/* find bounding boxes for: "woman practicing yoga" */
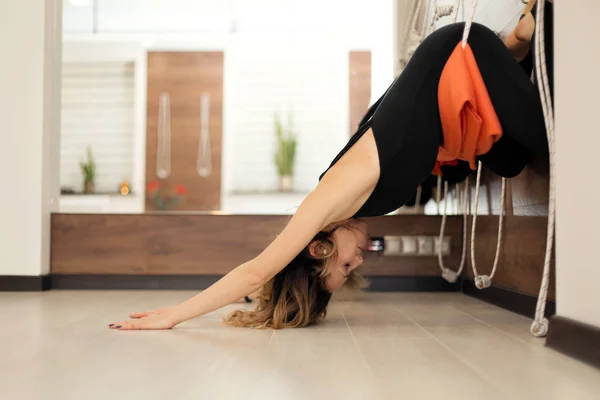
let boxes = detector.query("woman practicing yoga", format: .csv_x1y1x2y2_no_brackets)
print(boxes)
109,20,548,331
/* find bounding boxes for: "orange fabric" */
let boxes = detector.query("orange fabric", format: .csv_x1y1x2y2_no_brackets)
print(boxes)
433,42,503,176
431,159,457,176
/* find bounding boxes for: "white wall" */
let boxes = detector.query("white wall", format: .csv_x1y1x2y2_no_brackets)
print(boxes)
62,0,232,34
62,0,395,100
227,35,348,193
555,0,600,328
0,0,61,276
61,0,396,197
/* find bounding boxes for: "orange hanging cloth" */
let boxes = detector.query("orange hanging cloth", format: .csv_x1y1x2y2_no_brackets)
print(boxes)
433,42,503,176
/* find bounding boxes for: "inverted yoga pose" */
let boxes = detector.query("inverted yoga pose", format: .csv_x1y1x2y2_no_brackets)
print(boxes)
109,21,548,331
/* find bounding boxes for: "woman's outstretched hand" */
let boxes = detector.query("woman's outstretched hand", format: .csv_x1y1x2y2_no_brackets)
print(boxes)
108,307,180,331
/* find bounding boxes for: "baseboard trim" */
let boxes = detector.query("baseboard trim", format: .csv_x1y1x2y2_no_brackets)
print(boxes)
1,274,462,292
50,275,224,290
546,316,600,369
0,275,51,291
461,279,556,319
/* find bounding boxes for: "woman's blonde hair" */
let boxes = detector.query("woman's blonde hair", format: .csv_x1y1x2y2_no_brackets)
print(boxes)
224,230,359,329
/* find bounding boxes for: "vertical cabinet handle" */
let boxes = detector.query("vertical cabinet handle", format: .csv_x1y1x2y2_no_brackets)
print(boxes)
197,92,212,178
156,92,171,179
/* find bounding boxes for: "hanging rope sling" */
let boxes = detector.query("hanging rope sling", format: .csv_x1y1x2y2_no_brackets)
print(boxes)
530,0,555,338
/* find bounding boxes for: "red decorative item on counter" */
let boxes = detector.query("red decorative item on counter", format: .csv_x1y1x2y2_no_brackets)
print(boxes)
175,185,187,196
147,180,161,193
146,180,187,210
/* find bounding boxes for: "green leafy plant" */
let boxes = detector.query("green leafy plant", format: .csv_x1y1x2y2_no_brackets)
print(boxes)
273,112,297,177
147,180,187,210
79,146,96,193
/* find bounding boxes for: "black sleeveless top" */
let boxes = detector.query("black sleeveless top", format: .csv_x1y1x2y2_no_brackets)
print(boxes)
319,23,547,218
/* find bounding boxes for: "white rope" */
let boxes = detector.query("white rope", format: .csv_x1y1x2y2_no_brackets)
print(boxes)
437,0,461,22
459,0,507,291
414,185,423,214
438,178,470,283
450,0,462,23
530,0,555,338
429,0,462,33
436,175,442,214
470,162,506,289
435,4,455,20
430,0,553,339
400,0,429,70
461,0,478,48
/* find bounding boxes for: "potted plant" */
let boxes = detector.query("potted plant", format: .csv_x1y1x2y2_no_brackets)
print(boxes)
273,112,297,192
147,180,187,210
79,146,96,194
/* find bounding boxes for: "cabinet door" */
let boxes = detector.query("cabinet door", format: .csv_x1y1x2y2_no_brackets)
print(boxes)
146,51,224,211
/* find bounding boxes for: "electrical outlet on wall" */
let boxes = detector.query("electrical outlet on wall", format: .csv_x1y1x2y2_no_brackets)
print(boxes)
401,236,417,254
383,235,452,257
417,236,434,255
434,236,452,256
383,236,402,255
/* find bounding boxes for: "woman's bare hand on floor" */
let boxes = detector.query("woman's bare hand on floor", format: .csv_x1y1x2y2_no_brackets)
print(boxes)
108,308,179,330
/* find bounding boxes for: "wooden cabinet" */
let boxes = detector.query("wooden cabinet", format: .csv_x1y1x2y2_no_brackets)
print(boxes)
146,51,224,211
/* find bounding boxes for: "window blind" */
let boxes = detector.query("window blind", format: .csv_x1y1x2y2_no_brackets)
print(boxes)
60,61,135,193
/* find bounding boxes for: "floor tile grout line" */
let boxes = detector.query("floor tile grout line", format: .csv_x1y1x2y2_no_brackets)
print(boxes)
265,330,275,354
341,311,367,362
397,307,511,397
341,309,381,384
448,305,541,346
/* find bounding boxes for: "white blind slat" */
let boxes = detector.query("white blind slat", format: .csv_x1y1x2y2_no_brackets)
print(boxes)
60,61,135,193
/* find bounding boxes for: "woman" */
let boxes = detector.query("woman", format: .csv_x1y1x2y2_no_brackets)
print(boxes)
109,21,547,331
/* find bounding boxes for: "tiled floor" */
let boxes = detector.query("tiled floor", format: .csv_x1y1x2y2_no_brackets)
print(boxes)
1,291,598,400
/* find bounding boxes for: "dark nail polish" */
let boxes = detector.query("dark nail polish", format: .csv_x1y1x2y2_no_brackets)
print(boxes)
109,324,114,327
116,325,122,329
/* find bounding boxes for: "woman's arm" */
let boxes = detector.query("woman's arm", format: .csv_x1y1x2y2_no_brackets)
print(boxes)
504,0,554,62
170,161,377,324
109,129,380,330
505,4,536,61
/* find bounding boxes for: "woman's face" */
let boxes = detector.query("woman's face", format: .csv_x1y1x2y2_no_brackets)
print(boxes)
323,220,369,292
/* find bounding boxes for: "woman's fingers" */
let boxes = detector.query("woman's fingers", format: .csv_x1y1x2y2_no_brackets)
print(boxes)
109,314,175,330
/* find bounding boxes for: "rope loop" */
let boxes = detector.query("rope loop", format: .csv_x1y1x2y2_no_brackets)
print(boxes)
470,162,505,289
434,4,454,20
474,275,492,289
442,268,459,283
530,319,549,337
438,178,470,283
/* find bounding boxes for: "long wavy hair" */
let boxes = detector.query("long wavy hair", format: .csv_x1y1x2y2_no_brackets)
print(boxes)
223,228,365,329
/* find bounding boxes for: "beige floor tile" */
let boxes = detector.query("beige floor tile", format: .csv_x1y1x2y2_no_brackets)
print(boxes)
340,298,508,399
404,306,600,399
339,299,430,338
450,300,547,345
256,306,380,400
1,291,598,400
